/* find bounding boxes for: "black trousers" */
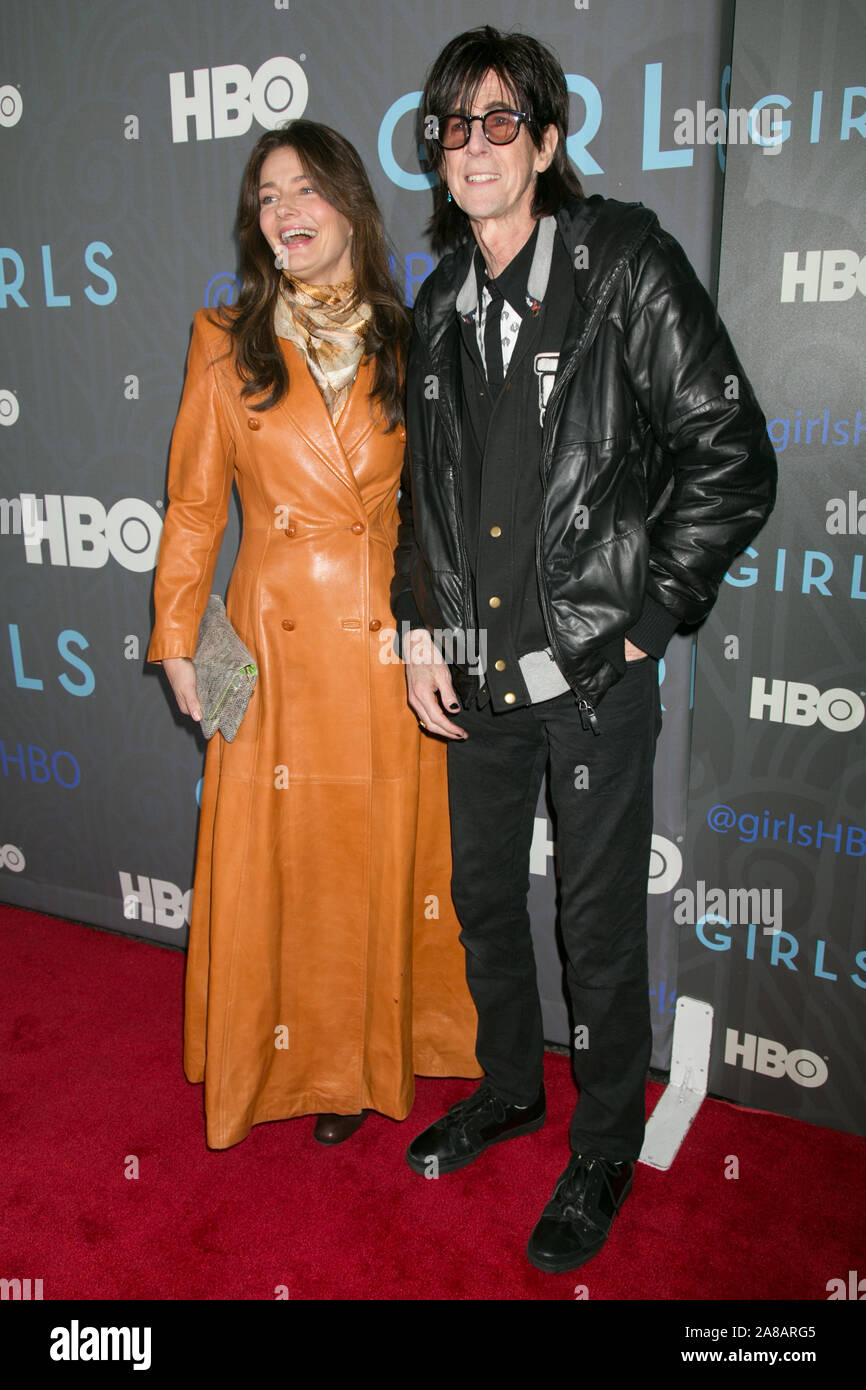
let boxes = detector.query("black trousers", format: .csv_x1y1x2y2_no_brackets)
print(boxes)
446,657,663,1163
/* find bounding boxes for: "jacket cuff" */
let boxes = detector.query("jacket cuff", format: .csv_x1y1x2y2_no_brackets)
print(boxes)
392,590,426,633
626,594,681,659
146,637,195,664
390,592,428,660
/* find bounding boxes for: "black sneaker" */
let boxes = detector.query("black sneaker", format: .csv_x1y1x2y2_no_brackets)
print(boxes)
526,1153,635,1272
406,1082,546,1176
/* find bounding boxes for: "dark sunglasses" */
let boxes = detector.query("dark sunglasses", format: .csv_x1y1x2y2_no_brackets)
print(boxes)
424,109,528,149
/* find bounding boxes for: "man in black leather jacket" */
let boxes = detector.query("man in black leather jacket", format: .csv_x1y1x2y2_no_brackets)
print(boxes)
391,25,776,1273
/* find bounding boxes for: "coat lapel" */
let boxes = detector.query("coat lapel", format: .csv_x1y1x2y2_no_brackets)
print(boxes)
276,339,367,503
335,357,378,461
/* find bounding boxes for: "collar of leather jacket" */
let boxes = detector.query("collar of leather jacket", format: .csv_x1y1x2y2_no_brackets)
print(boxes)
413,195,659,359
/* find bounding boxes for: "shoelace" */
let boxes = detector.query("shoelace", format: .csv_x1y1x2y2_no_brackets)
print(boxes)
447,1088,507,1135
554,1156,610,1233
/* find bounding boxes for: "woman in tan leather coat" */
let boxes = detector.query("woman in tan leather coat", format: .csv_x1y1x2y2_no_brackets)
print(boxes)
147,121,479,1151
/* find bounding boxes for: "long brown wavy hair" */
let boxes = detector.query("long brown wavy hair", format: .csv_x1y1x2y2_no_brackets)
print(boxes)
217,121,410,429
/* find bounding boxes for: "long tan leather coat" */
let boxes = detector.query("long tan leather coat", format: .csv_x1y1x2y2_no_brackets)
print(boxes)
147,309,480,1149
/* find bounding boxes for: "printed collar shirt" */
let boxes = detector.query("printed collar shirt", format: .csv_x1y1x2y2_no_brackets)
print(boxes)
457,216,574,712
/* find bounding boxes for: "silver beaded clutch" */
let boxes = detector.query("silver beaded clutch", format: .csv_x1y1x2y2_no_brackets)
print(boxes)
193,595,257,741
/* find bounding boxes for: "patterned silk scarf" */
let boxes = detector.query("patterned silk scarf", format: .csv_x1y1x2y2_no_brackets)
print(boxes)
274,273,371,422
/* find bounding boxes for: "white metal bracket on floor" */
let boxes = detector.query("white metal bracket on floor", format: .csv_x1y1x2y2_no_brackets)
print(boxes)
639,995,713,1170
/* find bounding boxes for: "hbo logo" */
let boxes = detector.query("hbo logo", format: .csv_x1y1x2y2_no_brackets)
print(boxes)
119,872,191,930
725,1029,827,1088
781,249,866,302
22,494,162,572
170,57,308,142
750,676,864,733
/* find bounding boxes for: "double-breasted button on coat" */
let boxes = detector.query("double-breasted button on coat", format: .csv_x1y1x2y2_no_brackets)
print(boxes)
148,309,480,1149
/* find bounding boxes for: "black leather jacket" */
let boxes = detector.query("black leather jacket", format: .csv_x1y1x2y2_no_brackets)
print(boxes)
391,195,777,719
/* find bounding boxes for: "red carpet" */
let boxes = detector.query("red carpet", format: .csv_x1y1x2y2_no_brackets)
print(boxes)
1,903,863,1301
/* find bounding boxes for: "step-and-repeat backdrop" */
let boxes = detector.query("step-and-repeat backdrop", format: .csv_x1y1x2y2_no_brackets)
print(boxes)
1,0,862,1133
681,0,866,1136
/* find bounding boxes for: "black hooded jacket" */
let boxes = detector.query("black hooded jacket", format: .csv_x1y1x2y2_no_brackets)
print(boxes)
391,195,777,721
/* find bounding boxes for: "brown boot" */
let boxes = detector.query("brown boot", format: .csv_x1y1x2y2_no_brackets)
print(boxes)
313,1111,369,1145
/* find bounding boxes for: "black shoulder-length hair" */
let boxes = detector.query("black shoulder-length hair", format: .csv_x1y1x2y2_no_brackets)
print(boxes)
419,25,584,253
216,120,410,428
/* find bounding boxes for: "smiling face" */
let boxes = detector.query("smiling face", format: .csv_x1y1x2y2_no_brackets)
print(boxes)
258,145,354,285
442,70,558,247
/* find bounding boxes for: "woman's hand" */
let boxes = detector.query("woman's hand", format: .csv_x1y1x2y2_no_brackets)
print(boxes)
162,657,202,722
624,639,648,662
403,629,467,740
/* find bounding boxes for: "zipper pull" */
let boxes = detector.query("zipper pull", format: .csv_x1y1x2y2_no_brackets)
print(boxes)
577,699,599,735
